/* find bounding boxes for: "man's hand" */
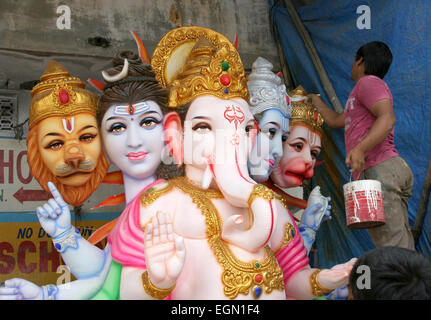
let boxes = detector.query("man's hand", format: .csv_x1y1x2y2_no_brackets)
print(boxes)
345,145,365,173
307,94,325,111
306,94,345,128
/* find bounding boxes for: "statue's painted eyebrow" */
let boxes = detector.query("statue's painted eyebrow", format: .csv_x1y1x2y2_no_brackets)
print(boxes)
138,111,162,118
106,116,125,121
44,132,63,137
78,125,97,133
192,116,211,120
267,121,280,128
289,137,307,143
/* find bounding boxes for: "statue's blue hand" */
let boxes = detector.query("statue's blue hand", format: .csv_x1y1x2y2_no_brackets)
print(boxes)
0,278,43,300
36,181,71,238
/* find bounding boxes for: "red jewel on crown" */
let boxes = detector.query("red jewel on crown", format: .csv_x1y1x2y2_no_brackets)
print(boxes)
220,74,231,86
59,89,70,105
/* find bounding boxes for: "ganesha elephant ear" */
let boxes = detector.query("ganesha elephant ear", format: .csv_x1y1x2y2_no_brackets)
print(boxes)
164,112,183,167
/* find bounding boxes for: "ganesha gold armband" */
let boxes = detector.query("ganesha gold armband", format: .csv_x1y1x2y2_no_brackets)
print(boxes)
309,269,333,297
141,271,175,300
247,184,275,207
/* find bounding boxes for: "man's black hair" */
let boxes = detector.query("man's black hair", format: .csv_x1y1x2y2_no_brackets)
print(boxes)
355,41,393,79
349,246,431,300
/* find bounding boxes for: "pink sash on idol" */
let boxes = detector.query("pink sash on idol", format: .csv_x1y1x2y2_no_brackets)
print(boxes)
107,179,173,300
108,179,164,268
275,210,310,286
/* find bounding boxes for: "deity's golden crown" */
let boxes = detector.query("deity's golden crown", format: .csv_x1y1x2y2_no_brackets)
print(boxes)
289,86,324,135
29,61,98,129
151,26,249,108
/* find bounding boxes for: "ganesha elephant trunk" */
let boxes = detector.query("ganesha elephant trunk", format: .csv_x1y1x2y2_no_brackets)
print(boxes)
208,124,256,207
221,190,277,252
211,134,277,252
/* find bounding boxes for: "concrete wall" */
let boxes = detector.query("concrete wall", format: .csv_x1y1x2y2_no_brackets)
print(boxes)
0,0,280,77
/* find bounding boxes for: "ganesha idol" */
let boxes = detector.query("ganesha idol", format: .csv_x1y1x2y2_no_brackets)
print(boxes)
112,26,353,300
26,61,110,207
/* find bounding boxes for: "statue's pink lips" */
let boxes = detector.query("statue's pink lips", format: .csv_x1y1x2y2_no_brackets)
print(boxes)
266,159,275,168
127,152,147,161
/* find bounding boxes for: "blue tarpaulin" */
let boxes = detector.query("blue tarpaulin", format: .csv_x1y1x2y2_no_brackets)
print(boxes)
269,0,431,267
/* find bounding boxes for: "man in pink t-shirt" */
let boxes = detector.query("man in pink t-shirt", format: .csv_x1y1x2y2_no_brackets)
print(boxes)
308,41,415,250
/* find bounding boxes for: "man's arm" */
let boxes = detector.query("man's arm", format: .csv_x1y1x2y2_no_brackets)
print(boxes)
345,98,395,172
307,94,345,128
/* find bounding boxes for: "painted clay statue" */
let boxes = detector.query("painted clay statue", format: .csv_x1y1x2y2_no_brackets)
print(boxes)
0,48,175,300
0,28,355,300
26,61,110,207
270,86,324,189
137,26,353,299
247,57,291,183
268,86,332,252
246,58,330,254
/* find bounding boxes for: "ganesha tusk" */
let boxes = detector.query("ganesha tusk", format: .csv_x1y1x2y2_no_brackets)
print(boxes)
201,164,213,190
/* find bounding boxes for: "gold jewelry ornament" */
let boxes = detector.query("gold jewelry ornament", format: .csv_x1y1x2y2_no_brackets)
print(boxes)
309,269,333,297
151,26,249,108
140,181,174,207
274,223,296,254
141,271,175,300
170,177,284,300
247,184,275,207
29,61,98,129
289,85,324,136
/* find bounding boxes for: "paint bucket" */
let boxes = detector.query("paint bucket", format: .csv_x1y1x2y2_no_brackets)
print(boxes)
343,179,385,229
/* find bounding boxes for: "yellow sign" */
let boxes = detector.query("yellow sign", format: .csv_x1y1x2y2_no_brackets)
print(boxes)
0,221,110,286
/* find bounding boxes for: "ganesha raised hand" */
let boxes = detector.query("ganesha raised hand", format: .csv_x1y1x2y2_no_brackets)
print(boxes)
143,211,186,296
312,258,358,295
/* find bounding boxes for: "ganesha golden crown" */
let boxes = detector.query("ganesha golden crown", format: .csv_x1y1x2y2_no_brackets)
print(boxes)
151,26,249,108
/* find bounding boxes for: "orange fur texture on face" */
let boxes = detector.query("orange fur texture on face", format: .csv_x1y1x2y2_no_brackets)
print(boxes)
26,125,110,207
